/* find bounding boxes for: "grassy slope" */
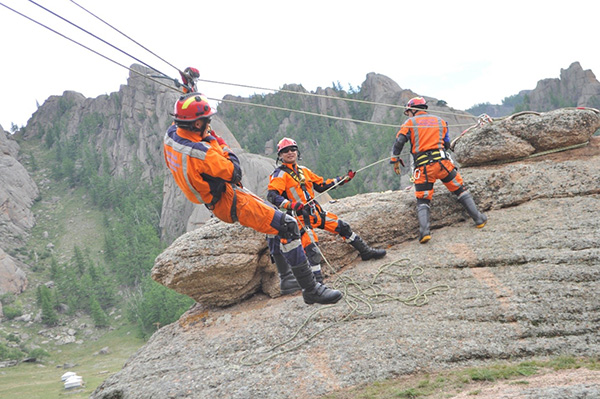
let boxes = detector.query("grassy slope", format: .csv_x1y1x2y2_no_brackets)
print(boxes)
0,138,147,398
0,324,144,399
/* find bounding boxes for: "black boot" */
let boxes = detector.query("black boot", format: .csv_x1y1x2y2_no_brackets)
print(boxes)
291,260,342,305
417,203,431,244
349,235,386,260
273,253,301,295
458,192,487,228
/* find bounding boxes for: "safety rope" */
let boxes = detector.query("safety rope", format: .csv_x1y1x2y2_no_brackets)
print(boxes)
305,156,395,206
2,1,481,130
461,141,591,168
240,259,450,366
67,0,182,74
27,0,172,80
0,2,180,96
197,77,479,120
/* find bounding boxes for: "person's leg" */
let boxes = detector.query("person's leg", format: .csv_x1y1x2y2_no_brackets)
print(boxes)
268,236,300,295
217,187,342,305
413,166,435,243
438,161,487,228
324,216,386,260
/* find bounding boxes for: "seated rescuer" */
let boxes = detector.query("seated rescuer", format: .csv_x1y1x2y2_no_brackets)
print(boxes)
267,137,387,293
390,97,487,244
163,93,342,305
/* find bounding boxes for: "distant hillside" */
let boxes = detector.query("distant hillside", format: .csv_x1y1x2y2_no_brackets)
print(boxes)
467,62,600,117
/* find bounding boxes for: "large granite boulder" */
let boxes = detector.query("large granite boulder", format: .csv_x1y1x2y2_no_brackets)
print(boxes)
0,248,27,295
153,136,600,307
453,108,600,166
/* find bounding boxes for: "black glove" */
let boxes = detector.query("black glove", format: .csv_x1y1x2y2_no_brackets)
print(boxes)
231,164,242,185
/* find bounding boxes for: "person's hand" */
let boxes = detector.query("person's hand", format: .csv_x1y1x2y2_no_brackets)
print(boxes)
390,157,405,175
181,67,200,85
346,169,355,181
210,130,226,146
290,202,304,213
338,170,356,186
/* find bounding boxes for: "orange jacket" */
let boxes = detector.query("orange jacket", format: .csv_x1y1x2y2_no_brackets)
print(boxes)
163,124,241,205
393,111,450,157
267,162,341,209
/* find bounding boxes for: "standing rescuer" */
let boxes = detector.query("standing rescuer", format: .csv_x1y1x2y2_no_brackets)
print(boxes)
163,92,342,305
267,137,386,290
391,97,487,243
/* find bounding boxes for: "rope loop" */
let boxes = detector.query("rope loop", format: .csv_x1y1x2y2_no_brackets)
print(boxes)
239,258,450,366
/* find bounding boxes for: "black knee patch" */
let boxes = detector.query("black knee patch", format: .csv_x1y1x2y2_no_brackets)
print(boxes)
335,220,353,239
278,214,301,241
305,243,323,265
417,198,431,206
452,186,465,196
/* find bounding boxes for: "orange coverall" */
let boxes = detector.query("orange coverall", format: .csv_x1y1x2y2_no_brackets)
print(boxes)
164,125,304,264
393,110,465,199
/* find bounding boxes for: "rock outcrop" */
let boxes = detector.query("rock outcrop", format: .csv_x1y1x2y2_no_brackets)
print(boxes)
528,62,600,111
0,248,27,295
0,126,39,250
153,109,600,306
453,108,600,166
93,137,600,399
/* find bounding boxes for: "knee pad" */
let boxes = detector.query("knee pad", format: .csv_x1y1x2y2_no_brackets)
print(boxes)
335,220,353,239
452,186,465,196
278,214,301,241
416,198,431,206
305,242,323,265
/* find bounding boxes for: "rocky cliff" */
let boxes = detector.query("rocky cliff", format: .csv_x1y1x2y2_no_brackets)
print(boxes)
91,122,600,398
0,126,36,296
468,62,600,117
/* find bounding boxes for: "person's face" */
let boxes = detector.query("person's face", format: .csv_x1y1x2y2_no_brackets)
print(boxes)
194,118,210,138
279,146,298,163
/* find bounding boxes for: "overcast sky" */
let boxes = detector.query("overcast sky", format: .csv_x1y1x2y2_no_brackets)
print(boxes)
1,0,598,130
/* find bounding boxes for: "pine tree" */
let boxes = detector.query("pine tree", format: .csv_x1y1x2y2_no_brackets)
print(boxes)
39,285,59,326
90,297,109,328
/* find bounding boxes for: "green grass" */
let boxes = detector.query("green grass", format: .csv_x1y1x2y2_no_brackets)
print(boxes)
321,356,599,399
0,323,145,399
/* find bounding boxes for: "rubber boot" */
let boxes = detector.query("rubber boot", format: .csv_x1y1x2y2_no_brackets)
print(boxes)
417,203,431,244
291,260,343,305
458,192,487,228
349,235,387,260
273,253,301,295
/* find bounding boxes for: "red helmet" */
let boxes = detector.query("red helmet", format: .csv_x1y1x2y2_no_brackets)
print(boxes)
277,137,298,154
404,97,427,115
172,93,216,123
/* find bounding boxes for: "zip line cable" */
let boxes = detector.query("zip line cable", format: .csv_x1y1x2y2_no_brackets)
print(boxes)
4,1,480,129
27,0,172,79
56,1,480,124
67,0,183,75
0,2,178,94
198,77,479,120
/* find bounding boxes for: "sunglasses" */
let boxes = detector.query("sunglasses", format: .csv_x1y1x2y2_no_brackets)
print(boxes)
280,147,297,154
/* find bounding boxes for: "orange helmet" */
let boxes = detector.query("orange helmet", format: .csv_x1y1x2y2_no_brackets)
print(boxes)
277,137,298,154
172,93,216,123
404,96,427,115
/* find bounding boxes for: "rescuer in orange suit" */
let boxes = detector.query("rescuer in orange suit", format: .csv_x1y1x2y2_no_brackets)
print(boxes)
267,138,386,289
391,97,487,243
163,92,342,305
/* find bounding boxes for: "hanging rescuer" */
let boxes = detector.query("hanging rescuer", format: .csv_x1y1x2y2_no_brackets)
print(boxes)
390,97,487,243
163,92,342,305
